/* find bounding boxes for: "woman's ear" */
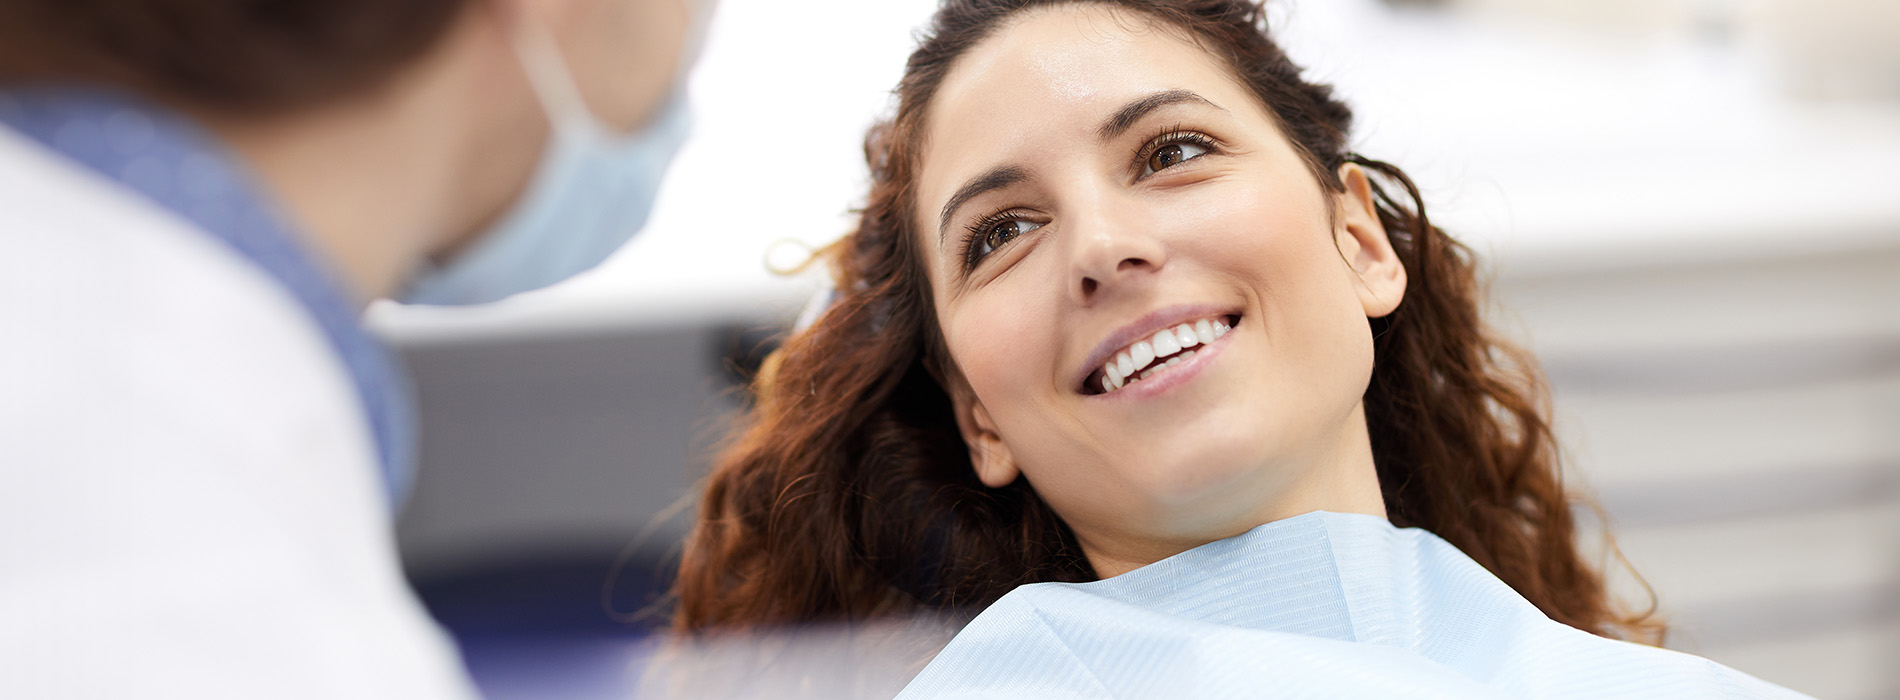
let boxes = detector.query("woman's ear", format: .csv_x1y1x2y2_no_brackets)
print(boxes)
945,371,1020,488
1334,163,1407,319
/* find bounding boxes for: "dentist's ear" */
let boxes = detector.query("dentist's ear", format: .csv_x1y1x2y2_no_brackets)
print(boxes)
945,371,1020,488
1334,162,1407,319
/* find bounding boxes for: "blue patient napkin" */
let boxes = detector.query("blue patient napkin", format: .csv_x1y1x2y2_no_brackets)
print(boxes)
899,511,1809,699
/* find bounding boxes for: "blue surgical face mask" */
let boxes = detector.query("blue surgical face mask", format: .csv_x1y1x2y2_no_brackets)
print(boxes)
399,11,700,306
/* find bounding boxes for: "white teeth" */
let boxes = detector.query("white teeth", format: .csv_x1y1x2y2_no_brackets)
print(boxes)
1130,341,1155,369
1175,324,1199,349
1151,329,1181,357
1093,317,1234,394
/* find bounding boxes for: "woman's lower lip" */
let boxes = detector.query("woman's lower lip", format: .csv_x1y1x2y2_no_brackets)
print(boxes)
1088,329,1231,401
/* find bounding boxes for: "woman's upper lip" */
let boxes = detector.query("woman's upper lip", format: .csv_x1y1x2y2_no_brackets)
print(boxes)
1076,303,1238,391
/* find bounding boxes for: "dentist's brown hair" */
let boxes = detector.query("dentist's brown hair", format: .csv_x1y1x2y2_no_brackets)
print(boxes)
675,0,1661,643
0,0,468,114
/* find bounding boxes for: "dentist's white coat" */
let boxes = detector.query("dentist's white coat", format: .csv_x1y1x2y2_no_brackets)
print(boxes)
0,127,475,698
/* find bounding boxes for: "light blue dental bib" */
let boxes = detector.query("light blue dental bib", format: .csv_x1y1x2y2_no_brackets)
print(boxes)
899,511,1807,699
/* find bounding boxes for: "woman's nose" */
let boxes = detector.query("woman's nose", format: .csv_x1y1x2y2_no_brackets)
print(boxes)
1067,201,1167,305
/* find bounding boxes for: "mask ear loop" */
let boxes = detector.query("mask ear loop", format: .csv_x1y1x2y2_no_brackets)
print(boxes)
508,2,711,138
504,10,596,131
677,0,718,74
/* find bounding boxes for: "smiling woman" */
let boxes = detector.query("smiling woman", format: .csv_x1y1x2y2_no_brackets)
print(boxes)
670,0,1807,696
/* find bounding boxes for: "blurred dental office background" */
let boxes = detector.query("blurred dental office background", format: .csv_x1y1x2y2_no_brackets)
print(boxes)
367,0,1900,697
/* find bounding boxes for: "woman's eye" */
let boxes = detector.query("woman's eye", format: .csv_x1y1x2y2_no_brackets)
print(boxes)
1143,141,1209,176
970,218,1042,262
984,219,1039,254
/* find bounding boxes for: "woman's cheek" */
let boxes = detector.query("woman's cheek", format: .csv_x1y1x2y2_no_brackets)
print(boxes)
1171,182,1284,259
948,291,1042,395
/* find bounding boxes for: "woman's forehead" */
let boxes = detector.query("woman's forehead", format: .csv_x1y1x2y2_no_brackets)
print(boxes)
915,6,1249,230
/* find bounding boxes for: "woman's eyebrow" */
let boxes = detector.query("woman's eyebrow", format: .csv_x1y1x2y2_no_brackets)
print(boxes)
938,165,1029,246
1097,89,1223,143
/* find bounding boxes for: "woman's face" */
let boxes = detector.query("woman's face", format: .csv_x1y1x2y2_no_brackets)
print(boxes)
914,4,1406,574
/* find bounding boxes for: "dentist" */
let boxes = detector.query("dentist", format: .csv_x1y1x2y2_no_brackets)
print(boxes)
0,0,707,697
